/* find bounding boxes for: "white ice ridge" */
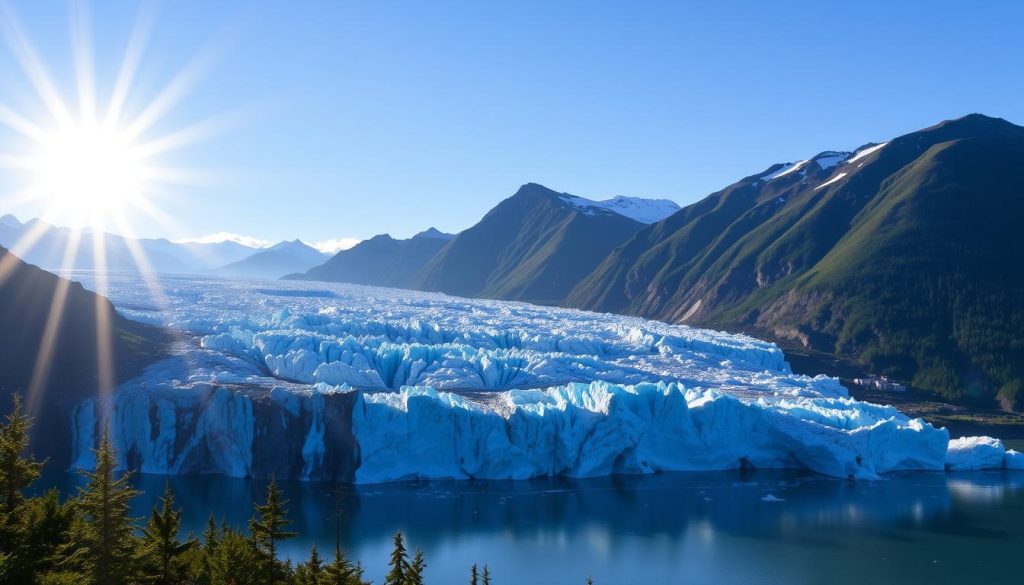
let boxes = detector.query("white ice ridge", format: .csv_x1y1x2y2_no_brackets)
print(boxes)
63,274,1024,482
353,381,950,482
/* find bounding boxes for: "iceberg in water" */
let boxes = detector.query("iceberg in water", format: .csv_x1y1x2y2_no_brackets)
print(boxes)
61,273,1024,483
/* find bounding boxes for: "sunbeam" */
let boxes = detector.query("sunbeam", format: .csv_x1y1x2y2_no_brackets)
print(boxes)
0,0,228,419
25,225,82,416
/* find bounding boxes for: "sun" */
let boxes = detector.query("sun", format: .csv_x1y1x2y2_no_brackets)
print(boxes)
30,121,145,224
0,0,231,236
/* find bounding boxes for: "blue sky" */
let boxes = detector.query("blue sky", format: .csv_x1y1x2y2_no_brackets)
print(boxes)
0,0,1022,247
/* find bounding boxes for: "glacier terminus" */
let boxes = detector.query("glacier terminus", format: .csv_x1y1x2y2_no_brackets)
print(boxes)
65,273,1024,483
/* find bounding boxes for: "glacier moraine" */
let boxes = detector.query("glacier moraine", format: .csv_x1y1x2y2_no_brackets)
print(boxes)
66,273,1023,483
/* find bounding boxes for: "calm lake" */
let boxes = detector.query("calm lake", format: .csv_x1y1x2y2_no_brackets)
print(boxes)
34,469,1024,584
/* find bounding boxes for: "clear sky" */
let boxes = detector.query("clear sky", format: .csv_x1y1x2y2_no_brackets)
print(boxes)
0,0,1021,248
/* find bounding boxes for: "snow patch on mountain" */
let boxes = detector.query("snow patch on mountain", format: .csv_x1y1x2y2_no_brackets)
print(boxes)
762,160,810,181
814,172,848,190
847,142,889,165
813,151,852,170
560,195,680,224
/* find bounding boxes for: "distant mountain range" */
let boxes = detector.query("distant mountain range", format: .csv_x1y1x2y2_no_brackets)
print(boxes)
0,215,335,279
0,215,258,273
215,239,328,280
291,114,1024,408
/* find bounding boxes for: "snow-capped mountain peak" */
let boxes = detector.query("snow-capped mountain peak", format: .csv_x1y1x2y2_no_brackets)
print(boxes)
560,194,680,224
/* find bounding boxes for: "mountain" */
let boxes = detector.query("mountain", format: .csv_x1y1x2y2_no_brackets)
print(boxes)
567,114,1024,408
412,227,455,240
0,245,167,463
414,183,647,304
0,215,260,274
285,230,451,287
215,239,328,280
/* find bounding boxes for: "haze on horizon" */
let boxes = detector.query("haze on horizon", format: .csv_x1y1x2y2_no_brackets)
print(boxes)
0,0,1021,247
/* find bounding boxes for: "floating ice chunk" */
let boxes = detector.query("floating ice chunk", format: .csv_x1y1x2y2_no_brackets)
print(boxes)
1005,449,1024,469
946,436,1006,470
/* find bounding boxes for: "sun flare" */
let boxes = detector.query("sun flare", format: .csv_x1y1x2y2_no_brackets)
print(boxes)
0,1,225,405
30,121,145,223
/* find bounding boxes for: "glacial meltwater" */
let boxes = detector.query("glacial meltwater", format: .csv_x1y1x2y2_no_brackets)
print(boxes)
34,469,1024,584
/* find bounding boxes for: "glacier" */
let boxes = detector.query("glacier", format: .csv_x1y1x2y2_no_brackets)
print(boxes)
62,272,1023,483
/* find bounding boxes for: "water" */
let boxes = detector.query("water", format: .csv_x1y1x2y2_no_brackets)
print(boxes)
34,469,1024,584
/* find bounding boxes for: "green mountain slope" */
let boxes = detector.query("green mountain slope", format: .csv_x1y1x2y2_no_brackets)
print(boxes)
415,183,645,304
567,114,1024,407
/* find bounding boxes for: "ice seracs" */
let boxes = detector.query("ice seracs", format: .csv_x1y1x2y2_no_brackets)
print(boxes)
63,273,1024,483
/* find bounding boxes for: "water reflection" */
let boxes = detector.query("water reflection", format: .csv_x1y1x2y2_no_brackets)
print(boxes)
35,469,1024,584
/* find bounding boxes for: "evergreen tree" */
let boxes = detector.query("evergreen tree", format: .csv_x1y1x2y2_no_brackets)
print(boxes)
408,549,425,585
63,423,139,585
295,544,325,585
248,477,297,583
186,515,220,585
0,395,43,515
8,489,74,579
351,561,369,585
384,532,410,585
470,563,478,585
209,527,260,585
324,540,361,585
138,483,197,584
482,564,491,585
0,397,55,582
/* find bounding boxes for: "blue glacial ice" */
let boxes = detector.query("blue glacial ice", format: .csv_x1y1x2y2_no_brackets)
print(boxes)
63,273,1021,482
